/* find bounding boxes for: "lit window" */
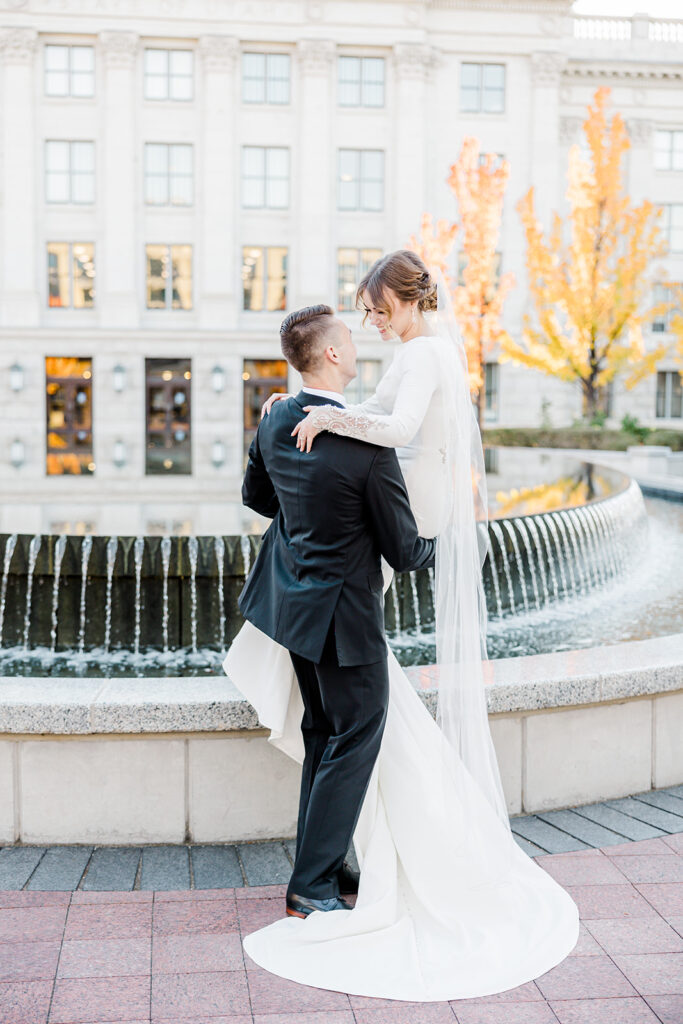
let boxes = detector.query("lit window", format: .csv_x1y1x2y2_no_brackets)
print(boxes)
144,143,193,205
242,53,290,104
145,358,192,475
144,48,193,101
460,63,505,113
45,356,94,476
338,56,384,107
47,243,95,308
145,244,193,310
242,247,288,311
243,359,289,464
242,147,289,209
45,141,95,204
338,149,384,211
337,248,382,310
45,45,94,98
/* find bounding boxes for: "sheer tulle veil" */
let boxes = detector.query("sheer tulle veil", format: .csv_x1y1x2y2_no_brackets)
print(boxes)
427,268,511,834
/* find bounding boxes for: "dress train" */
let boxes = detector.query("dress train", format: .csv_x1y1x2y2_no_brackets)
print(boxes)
223,621,579,1002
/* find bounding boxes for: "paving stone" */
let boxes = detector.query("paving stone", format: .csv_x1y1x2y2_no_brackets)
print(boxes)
26,846,92,891
0,847,45,890
191,846,244,890
283,839,297,864
631,791,683,818
548,996,661,1023
513,833,545,857
573,804,664,841
645,994,683,1024
662,784,683,800
536,809,632,848
510,816,591,854
605,798,683,834
140,846,190,891
237,842,292,886
81,847,141,891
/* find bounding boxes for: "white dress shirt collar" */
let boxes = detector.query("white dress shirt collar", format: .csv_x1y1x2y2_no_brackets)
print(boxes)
302,386,347,407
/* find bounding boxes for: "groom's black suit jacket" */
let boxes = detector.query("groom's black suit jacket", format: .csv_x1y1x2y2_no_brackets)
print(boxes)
239,390,436,666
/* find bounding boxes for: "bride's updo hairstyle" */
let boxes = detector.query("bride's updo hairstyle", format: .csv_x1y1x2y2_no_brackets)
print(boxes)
356,250,438,327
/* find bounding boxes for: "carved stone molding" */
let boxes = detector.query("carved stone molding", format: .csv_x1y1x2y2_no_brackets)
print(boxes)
306,1,325,21
559,116,583,144
564,62,682,85
538,13,566,36
0,26,38,65
199,34,239,73
531,51,566,86
627,118,654,146
99,31,139,70
296,39,335,76
393,43,438,81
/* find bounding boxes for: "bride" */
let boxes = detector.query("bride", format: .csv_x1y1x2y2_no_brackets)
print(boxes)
223,250,579,1002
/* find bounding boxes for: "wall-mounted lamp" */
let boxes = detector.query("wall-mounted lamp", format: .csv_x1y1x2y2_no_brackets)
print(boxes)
9,362,24,392
113,439,127,468
112,363,126,393
211,439,226,468
10,439,25,468
211,365,226,393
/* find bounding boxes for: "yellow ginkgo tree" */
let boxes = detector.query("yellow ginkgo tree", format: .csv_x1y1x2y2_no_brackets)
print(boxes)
501,87,670,420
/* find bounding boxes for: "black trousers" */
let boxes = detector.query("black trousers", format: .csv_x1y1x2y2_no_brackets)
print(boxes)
288,623,389,900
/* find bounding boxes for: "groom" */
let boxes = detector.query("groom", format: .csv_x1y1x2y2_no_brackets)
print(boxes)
239,304,436,918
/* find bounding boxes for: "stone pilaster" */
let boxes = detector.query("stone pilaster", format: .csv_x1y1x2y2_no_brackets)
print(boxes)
530,51,566,230
392,44,436,246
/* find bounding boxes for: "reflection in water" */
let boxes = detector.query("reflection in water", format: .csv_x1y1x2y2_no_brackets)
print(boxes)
493,465,610,518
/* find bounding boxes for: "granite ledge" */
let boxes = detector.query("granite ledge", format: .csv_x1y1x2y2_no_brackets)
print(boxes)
0,633,681,735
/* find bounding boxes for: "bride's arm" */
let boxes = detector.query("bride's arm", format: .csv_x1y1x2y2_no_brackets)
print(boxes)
294,346,437,452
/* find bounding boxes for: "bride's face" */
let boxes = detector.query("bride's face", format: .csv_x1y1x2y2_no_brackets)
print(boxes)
361,287,414,341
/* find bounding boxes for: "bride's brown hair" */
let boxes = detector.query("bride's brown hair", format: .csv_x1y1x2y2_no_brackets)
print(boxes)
355,250,438,327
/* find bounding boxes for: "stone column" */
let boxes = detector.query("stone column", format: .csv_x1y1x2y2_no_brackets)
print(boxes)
626,119,654,204
530,51,566,231
99,31,139,327
0,28,39,326
198,35,239,328
392,44,435,248
295,40,335,309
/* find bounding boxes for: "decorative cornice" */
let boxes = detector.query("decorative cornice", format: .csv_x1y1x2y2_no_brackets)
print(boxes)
563,62,683,84
393,43,438,81
559,115,583,144
0,26,37,64
627,118,654,146
99,31,138,69
198,34,239,72
531,50,566,86
296,39,335,75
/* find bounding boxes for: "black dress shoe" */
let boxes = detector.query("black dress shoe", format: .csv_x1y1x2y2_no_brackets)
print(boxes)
286,892,353,919
338,861,360,895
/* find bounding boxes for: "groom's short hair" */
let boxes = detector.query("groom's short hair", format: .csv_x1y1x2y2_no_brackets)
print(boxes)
280,304,336,373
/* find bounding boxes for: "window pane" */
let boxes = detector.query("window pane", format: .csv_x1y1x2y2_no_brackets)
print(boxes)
242,179,264,208
460,62,480,112
46,70,69,96
242,145,265,177
361,58,384,107
71,141,94,171
360,247,381,277
170,50,193,76
45,45,69,70
360,179,383,211
337,248,358,310
243,358,288,464
72,243,95,308
655,130,672,170
47,243,70,307
146,244,168,308
266,53,290,104
71,46,94,72
169,144,192,175
338,148,359,207
145,143,168,174
45,356,94,476
673,131,683,171
145,358,192,475
146,175,169,205
170,174,193,206
171,244,192,309
72,171,95,204
266,177,288,209
266,147,289,177
169,72,193,101
338,56,361,106
46,171,70,203
267,247,288,311
46,140,69,172
243,52,266,102
242,247,264,310
671,205,683,252
266,148,289,208
145,49,168,74
339,178,358,210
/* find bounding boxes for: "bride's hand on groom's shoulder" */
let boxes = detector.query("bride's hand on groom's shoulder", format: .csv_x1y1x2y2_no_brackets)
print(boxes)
292,407,323,453
260,392,293,419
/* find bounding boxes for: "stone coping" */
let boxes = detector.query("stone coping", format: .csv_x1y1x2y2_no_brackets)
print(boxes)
1,633,681,735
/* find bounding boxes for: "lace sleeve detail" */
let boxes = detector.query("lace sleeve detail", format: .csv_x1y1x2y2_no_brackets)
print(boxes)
307,405,391,439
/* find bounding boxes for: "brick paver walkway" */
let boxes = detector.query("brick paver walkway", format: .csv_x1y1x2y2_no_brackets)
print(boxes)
1,789,682,1022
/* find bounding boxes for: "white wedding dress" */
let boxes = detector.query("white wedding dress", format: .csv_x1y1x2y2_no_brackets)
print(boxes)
223,335,579,1001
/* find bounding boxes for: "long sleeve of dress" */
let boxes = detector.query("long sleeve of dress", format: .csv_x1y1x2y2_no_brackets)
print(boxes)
305,343,438,448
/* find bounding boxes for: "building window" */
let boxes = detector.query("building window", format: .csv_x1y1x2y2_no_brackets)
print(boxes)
242,52,290,104
478,151,505,169
241,147,289,209
655,130,683,171
45,356,94,476
47,243,95,308
145,358,192,474
145,245,193,310
656,371,682,419
45,141,95,204
338,149,384,211
652,283,679,332
243,359,289,463
338,56,384,107
144,144,193,205
242,247,288,311
662,205,683,253
460,62,505,114
337,248,382,310
484,362,499,421
44,45,94,98
144,48,193,101
345,359,383,405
